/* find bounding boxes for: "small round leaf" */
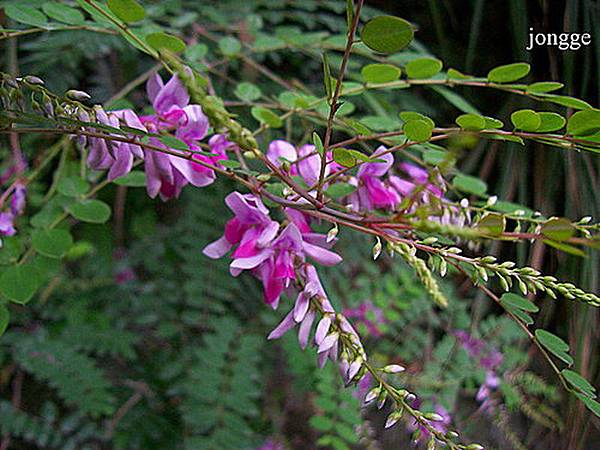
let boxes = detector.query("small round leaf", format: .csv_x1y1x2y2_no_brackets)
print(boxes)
511,109,541,131
32,229,73,259
456,113,486,131
406,58,443,79
403,119,433,142
361,64,401,84
541,217,575,241
0,264,41,304
58,176,90,197
5,5,48,27
361,16,414,54
234,82,262,102
487,62,530,83
536,112,566,133
107,0,145,23
146,32,186,53
67,199,112,224
42,2,85,25
452,174,487,196
567,109,600,136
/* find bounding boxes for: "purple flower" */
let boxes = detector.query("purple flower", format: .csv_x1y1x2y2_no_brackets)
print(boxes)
140,73,228,200
0,212,16,237
204,192,341,307
348,146,400,211
10,182,26,216
266,140,342,188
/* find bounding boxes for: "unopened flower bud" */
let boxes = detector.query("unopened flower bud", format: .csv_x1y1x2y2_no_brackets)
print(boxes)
486,195,498,207
66,89,91,102
243,151,255,159
256,174,271,182
384,409,403,428
326,224,338,243
425,412,444,422
382,364,405,374
372,237,382,260
24,75,44,86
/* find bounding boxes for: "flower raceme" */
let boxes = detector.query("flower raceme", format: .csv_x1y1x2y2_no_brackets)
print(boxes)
82,71,231,201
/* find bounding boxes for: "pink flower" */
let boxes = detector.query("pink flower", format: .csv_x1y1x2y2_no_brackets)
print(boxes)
10,182,26,216
0,212,16,237
140,72,228,200
348,146,399,211
266,140,342,188
204,192,342,308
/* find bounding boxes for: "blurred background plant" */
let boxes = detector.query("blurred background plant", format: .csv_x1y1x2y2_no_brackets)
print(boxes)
0,0,598,449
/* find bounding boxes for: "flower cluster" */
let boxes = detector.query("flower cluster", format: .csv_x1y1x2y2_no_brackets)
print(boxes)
82,71,232,201
203,191,368,383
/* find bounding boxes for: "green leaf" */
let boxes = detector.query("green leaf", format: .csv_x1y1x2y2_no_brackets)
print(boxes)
562,370,596,398
313,132,324,155
447,68,472,79
452,174,487,196
146,32,186,53
325,182,356,199
251,107,283,128
57,176,90,197
526,82,564,94
32,229,73,259
536,112,566,132
158,135,189,151
0,264,41,304
477,213,506,235
511,308,534,326
361,63,401,84
500,293,539,313
184,43,208,61
406,57,443,79
309,415,333,431
535,329,573,366
567,109,600,136
107,0,145,23
541,218,575,241
542,239,586,257
538,94,592,110
456,113,486,131
321,52,334,100
423,148,448,165
67,199,111,224
577,394,600,418
42,2,85,25
360,15,414,54
218,36,241,56
399,111,435,128
511,109,541,131
487,63,530,83
5,5,48,27
484,117,504,129
403,119,433,142
234,82,262,102
332,148,356,168
0,305,8,336
219,160,241,169
114,170,146,187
